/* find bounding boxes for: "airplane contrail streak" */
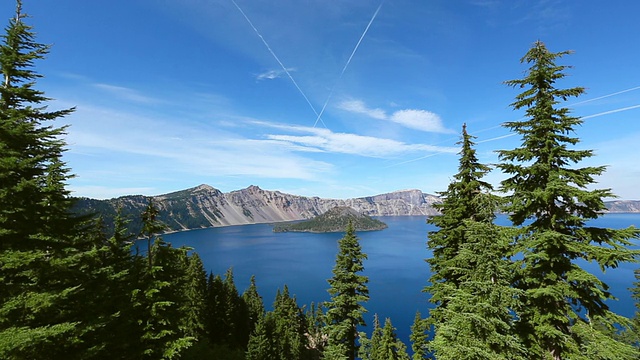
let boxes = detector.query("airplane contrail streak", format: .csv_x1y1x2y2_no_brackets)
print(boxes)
231,0,322,124
313,1,385,128
571,86,640,106
581,104,640,120
388,102,640,168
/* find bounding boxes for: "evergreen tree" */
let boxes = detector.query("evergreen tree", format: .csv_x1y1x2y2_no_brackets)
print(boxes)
246,286,309,360
182,252,207,340
242,275,265,338
497,40,640,359
425,124,523,359
134,206,193,359
325,221,369,360
304,302,327,358
409,311,428,360
360,316,409,360
246,314,277,360
426,123,494,287
0,1,90,357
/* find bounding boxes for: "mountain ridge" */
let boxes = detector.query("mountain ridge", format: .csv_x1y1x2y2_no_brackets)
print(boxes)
73,184,640,235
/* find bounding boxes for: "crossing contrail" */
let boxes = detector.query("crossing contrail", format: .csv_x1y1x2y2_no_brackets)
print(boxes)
313,1,385,128
231,0,322,124
387,102,640,168
571,86,640,106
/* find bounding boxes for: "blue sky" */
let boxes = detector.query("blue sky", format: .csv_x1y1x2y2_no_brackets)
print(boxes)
4,1,640,200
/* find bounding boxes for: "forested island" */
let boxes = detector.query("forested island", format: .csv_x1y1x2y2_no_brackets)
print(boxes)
2,1,640,359
273,206,388,233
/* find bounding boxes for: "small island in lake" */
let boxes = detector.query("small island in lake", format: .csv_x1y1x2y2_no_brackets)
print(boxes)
273,206,388,233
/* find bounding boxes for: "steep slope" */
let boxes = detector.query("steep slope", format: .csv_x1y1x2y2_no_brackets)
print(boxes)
73,184,440,235
73,184,639,236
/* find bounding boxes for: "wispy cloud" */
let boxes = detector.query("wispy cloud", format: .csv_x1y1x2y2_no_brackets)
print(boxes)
339,100,387,120
251,120,458,157
256,68,297,81
93,83,158,104
338,99,454,133
65,104,334,185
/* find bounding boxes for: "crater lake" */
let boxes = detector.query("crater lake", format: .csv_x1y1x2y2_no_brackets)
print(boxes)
159,213,640,345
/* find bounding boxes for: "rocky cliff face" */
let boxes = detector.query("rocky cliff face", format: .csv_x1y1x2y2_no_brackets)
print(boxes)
605,200,640,213
73,184,441,234
73,184,639,235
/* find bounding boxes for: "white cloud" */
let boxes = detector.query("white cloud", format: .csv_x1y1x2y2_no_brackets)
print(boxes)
64,104,334,185
338,99,454,133
339,99,387,120
390,109,453,133
93,83,158,104
252,121,458,157
256,68,296,81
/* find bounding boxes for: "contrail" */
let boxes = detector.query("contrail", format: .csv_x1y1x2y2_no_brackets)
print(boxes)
581,104,640,120
313,1,385,128
388,102,640,167
231,0,322,124
571,86,640,106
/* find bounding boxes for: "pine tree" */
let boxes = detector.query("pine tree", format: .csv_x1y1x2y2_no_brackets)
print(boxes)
242,275,265,338
246,286,309,360
325,221,369,360
182,252,207,339
0,1,89,357
360,316,409,360
134,206,193,359
497,40,640,359
426,123,495,287
409,311,428,360
425,125,523,359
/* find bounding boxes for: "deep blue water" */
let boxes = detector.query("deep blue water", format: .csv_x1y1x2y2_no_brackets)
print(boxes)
162,214,640,345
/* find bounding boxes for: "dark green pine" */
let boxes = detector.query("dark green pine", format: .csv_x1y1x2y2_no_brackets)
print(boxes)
426,124,523,359
0,1,88,357
325,220,369,360
426,123,495,287
409,311,428,360
497,40,640,359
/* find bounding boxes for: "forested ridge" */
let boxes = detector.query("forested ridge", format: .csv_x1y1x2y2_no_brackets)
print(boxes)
1,1,640,359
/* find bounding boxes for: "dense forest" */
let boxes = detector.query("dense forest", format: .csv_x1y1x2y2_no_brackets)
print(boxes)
1,1,640,359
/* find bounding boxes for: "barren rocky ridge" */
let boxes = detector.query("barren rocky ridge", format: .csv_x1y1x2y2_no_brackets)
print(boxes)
73,184,640,235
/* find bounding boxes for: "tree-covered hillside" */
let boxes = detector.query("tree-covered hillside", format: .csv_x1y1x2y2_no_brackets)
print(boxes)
273,206,388,233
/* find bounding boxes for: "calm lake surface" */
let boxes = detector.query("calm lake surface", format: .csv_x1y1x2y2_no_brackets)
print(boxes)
162,213,640,345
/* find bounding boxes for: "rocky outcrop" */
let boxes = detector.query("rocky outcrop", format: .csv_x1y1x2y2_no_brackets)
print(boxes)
73,184,441,235
73,184,639,235
605,200,640,213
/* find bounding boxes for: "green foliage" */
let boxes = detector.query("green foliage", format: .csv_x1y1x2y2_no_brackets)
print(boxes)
497,40,640,359
359,315,410,360
325,221,369,360
425,125,523,359
409,311,428,360
274,206,387,233
246,286,313,360
182,252,207,339
0,2,89,357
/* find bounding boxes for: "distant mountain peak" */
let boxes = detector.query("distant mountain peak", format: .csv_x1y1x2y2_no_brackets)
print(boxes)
193,184,216,192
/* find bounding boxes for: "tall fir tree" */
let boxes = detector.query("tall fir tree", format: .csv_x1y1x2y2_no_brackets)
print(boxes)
325,221,369,360
425,125,523,359
409,311,428,360
133,203,194,359
497,40,640,359
0,1,91,357
242,275,265,339
359,315,410,360
182,252,207,340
